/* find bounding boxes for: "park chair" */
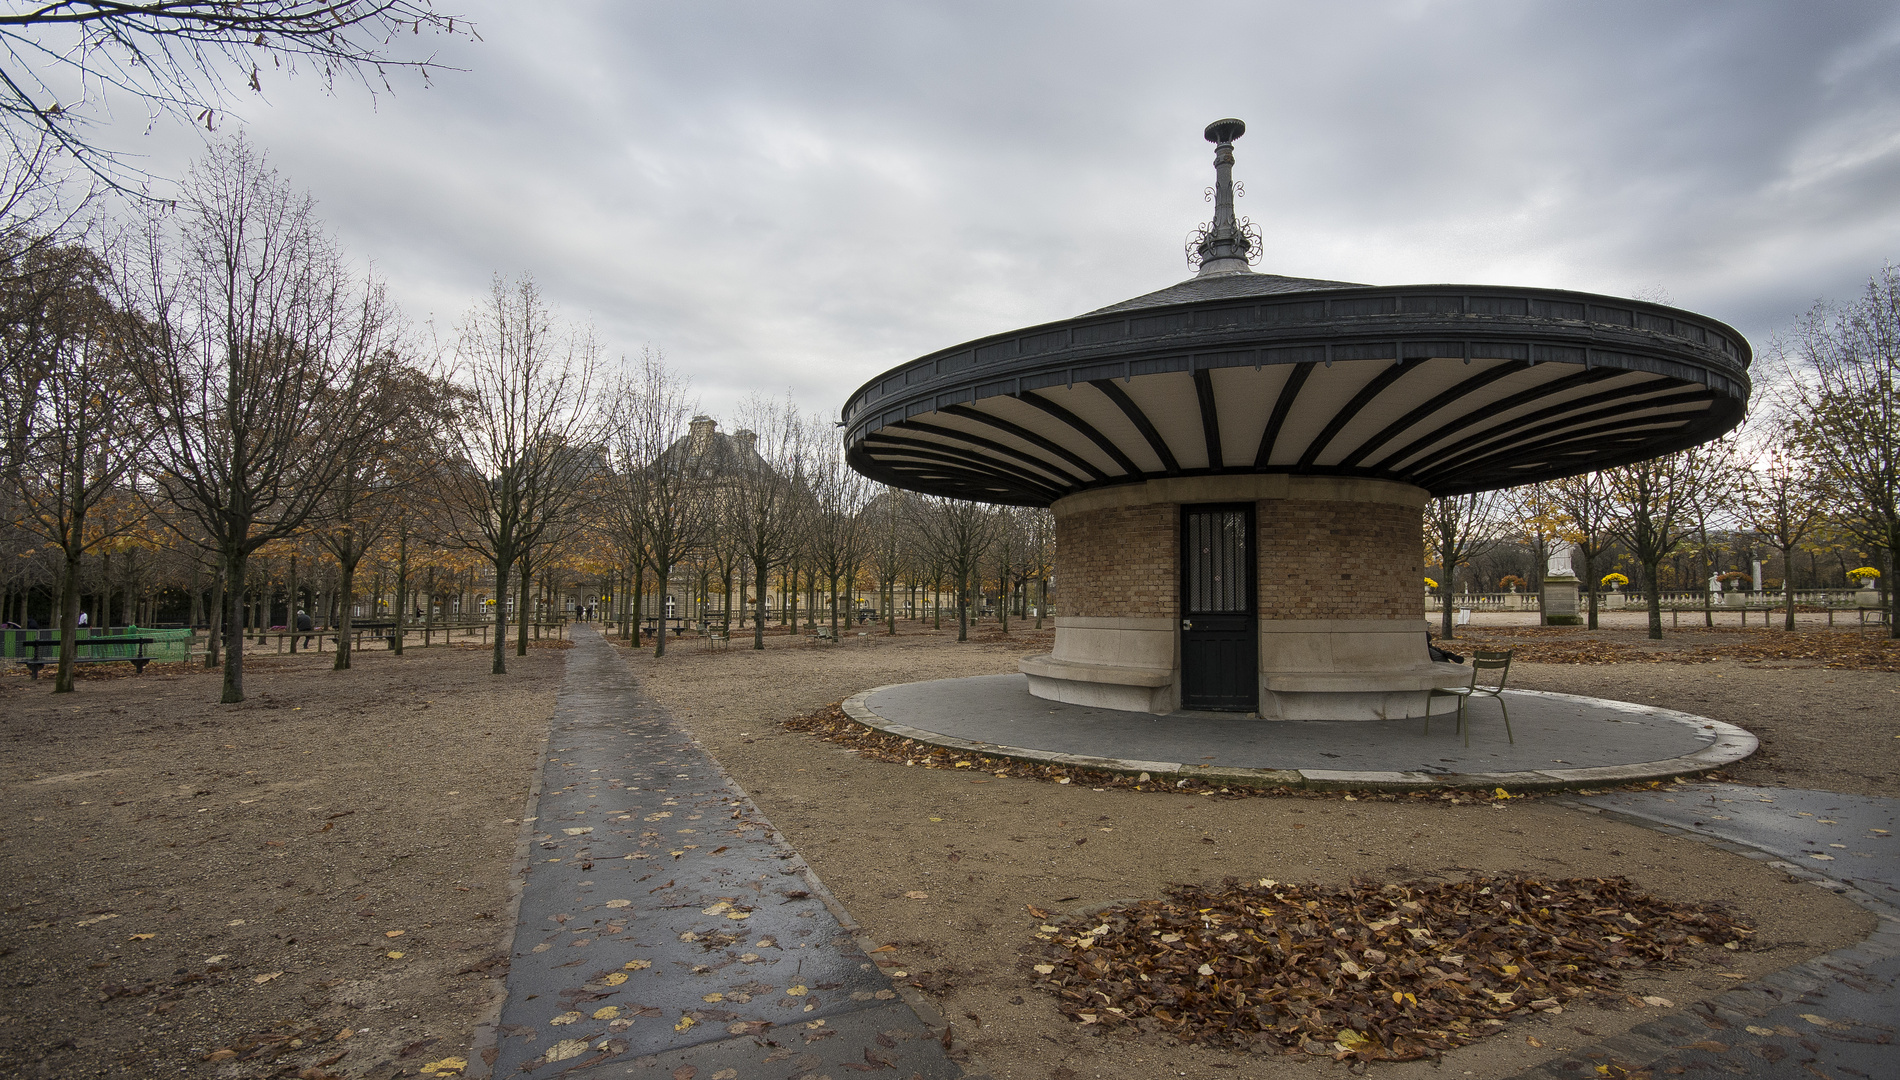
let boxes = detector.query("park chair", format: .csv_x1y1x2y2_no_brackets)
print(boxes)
1426,649,1514,747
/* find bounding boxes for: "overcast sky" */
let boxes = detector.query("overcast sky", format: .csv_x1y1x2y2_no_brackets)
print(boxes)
76,1,1900,427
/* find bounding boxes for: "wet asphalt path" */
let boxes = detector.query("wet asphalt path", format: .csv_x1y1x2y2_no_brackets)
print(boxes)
1505,784,1900,1079
477,626,960,1079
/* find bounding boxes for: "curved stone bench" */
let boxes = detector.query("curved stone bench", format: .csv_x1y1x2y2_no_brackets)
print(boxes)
1019,654,1175,714
1263,662,1471,721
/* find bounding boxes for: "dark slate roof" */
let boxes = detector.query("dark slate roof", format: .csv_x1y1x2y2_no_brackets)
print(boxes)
1086,270,1366,315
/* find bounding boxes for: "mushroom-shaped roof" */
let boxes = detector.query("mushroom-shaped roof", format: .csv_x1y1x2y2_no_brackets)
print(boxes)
842,123,1750,507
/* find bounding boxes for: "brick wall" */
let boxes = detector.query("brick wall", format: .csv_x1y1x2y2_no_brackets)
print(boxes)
1055,496,1422,620
1257,498,1421,620
1054,502,1178,619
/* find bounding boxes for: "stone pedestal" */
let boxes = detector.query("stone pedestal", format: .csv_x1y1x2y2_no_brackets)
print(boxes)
1541,575,1580,625
1019,475,1466,720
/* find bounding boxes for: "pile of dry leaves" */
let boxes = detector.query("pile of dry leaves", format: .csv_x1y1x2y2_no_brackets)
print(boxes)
1029,875,1751,1061
1451,628,1897,670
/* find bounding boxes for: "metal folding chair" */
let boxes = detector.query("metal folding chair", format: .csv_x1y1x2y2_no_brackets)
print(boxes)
1426,650,1513,746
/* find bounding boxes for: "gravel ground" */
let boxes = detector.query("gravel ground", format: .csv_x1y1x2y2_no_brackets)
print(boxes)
1,620,1885,1080
0,643,565,1080
617,621,1883,1080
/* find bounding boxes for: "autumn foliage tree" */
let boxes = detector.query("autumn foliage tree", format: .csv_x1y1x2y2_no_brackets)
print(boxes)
1783,266,1900,638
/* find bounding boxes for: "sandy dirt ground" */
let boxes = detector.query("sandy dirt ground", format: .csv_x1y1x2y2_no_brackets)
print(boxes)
1,619,1889,1080
618,621,1888,1080
0,642,565,1080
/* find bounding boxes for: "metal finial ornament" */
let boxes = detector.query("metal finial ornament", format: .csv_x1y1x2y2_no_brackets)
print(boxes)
1185,118,1262,275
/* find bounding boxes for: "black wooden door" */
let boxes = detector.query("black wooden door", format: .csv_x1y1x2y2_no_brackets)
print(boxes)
1180,504,1257,711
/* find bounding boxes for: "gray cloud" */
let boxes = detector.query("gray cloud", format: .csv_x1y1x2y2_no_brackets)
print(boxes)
81,0,1900,420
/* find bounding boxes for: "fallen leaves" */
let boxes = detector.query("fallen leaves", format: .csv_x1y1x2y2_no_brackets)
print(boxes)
251,971,283,985
781,704,1624,801
417,1057,467,1077
1454,628,1899,671
1029,875,1751,1060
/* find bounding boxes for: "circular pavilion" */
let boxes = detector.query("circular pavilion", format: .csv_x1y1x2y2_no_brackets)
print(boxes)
841,119,1751,721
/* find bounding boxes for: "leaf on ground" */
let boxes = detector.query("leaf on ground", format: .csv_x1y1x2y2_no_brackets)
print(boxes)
417,1058,467,1077
1030,874,1749,1059
251,971,283,985
545,1038,589,1062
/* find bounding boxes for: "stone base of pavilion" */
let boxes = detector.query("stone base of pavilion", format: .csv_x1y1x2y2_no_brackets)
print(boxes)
842,675,1756,792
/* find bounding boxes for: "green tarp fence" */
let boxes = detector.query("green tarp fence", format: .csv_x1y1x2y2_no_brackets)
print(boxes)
1,627,195,664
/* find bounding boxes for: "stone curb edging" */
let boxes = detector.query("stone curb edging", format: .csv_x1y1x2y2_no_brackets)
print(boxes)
839,683,1757,793
1494,799,1900,1079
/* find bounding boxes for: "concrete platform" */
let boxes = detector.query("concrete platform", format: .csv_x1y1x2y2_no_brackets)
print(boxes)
844,674,1756,791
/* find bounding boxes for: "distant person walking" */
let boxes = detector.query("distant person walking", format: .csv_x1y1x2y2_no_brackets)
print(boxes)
77,611,88,626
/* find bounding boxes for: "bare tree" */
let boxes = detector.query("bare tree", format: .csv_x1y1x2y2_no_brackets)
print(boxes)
438,275,600,675
1549,471,1617,629
864,485,909,636
1020,506,1054,629
909,495,997,643
604,348,709,658
1783,266,1900,638
1736,415,1829,631
806,428,870,641
1678,433,1745,628
1424,492,1509,640
1606,452,1694,640
313,357,439,668
121,139,398,702
1,1,470,189
727,393,808,650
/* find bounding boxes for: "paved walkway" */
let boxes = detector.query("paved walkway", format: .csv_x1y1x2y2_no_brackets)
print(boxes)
1503,785,1900,1079
471,626,962,1079
848,675,1754,789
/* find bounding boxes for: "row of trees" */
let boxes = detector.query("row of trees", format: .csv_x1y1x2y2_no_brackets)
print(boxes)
1426,271,1900,640
0,137,1067,703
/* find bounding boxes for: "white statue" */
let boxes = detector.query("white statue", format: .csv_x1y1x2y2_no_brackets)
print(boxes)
1546,544,1576,579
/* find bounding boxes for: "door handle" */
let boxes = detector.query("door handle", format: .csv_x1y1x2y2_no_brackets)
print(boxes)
1181,619,1193,630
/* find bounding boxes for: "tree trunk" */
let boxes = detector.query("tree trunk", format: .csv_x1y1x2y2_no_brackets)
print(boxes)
753,561,770,650
955,568,969,642
394,533,409,656
490,553,510,675
1643,555,1664,640
287,555,301,654
423,564,437,647
54,549,82,694
334,558,358,671
206,566,224,668
516,558,531,657
653,558,671,657
632,563,644,648
220,548,248,703
827,571,840,642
